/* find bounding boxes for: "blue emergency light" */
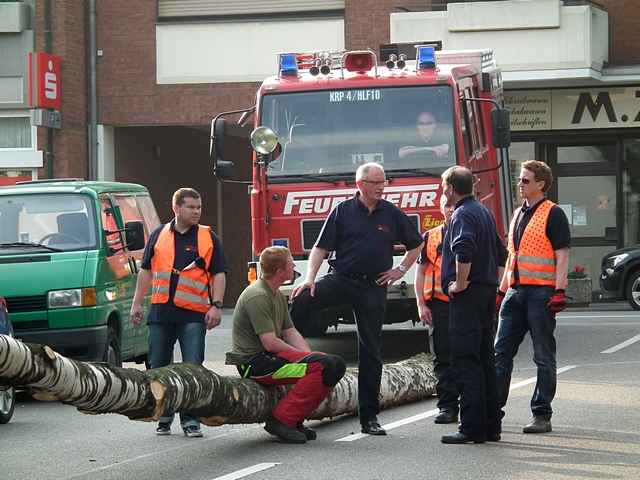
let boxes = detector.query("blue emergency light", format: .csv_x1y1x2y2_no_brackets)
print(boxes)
279,53,298,77
417,46,436,70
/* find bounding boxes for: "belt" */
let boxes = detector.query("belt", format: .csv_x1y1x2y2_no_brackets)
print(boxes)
338,271,380,284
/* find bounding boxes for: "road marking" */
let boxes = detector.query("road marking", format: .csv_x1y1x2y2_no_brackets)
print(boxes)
210,463,280,480
63,427,262,479
335,365,577,442
601,334,640,354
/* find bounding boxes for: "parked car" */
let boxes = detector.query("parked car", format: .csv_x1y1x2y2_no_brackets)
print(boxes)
600,246,640,310
0,180,161,366
0,296,16,424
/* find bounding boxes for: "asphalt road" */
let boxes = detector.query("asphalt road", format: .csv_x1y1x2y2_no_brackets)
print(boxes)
1,307,639,480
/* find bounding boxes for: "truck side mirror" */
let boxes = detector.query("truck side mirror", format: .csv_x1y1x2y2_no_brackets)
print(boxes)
125,221,145,251
211,117,235,179
491,108,511,149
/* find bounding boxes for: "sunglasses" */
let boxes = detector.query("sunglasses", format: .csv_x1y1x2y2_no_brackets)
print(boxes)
518,177,534,185
418,121,436,126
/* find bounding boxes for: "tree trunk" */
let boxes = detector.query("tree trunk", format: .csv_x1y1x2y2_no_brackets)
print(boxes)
0,334,436,425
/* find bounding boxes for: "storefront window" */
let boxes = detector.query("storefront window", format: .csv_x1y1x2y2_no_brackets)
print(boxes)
623,139,640,246
557,145,616,164
507,141,535,208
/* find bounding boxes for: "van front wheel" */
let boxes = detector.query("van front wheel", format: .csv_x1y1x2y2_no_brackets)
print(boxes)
0,386,16,424
104,327,122,367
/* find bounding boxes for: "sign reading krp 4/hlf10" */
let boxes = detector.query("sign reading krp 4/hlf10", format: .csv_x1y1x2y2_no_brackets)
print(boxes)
28,52,62,128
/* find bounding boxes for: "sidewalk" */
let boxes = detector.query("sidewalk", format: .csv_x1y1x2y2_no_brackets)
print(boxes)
567,300,633,312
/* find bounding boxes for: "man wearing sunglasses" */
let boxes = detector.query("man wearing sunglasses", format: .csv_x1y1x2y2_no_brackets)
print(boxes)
495,160,570,435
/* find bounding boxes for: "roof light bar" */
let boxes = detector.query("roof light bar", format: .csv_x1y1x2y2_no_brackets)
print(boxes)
279,53,298,77
416,45,436,70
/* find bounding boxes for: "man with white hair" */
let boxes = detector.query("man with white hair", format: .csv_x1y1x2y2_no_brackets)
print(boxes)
290,162,423,436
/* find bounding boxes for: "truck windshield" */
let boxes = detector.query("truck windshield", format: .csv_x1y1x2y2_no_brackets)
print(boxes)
0,194,97,252
261,85,456,178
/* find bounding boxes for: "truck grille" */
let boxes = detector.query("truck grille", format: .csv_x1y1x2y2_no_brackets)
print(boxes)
5,295,48,313
301,219,325,250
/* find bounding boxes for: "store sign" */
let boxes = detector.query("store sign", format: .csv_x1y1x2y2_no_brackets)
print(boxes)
553,87,640,130
505,86,640,131
504,91,551,131
28,52,62,111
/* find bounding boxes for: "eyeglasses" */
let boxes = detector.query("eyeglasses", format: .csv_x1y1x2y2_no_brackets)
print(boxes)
517,177,533,185
362,179,388,186
418,121,435,126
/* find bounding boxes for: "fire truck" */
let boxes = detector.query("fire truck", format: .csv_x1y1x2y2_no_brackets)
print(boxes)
211,45,512,336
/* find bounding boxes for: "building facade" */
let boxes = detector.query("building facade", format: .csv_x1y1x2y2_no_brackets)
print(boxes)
1,0,638,300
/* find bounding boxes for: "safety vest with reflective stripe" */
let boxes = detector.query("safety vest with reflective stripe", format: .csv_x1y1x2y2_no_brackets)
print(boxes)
423,225,449,303
507,200,556,287
151,223,214,313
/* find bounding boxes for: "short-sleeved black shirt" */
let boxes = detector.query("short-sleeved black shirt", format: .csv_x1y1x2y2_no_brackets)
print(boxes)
141,220,227,324
315,193,423,275
512,198,571,285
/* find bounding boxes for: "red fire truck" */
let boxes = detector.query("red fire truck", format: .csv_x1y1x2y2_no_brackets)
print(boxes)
211,46,512,336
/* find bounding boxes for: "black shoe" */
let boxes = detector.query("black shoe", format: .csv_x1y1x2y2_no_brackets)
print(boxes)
441,432,485,444
434,410,459,424
487,432,501,442
361,418,387,436
264,417,307,444
156,422,171,436
296,423,317,441
523,416,552,434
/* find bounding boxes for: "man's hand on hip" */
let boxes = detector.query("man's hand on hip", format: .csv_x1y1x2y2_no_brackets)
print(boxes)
291,280,315,299
204,306,222,330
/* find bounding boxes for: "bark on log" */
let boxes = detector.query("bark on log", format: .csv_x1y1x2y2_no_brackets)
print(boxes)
0,334,436,426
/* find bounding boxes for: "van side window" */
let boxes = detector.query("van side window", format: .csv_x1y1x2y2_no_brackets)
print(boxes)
136,195,161,237
100,197,124,253
113,195,147,249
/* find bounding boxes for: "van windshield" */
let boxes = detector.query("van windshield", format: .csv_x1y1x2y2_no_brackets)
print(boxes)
0,194,97,252
260,85,456,178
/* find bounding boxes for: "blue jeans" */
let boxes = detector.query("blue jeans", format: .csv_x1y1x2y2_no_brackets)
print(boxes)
495,285,556,419
148,322,206,428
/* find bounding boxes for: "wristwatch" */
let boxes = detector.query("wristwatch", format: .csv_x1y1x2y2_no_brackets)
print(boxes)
397,264,407,274
212,300,224,309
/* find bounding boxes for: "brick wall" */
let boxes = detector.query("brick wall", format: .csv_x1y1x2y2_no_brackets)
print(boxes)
34,0,88,179
96,0,258,126
599,0,640,65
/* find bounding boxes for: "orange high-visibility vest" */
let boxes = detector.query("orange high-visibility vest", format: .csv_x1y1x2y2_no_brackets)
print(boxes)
423,225,449,303
151,223,214,313
506,200,556,287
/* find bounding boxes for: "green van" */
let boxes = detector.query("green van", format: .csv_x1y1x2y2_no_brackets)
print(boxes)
0,179,161,366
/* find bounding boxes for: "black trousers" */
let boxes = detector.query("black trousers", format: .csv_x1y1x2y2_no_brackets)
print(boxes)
428,298,459,414
449,283,500,439
290,272,386,422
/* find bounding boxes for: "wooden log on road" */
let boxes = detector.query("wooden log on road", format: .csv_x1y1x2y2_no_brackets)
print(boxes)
0,334,436,426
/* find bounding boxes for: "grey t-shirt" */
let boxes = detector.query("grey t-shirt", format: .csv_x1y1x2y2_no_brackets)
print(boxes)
230,279,293,361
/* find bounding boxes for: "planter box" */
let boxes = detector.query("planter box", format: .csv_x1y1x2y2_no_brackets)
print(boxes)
0,3,30,33
566,277,592,306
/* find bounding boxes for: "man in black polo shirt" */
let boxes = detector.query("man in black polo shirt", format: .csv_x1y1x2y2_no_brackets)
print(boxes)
290,162,423,436
130,187,227,438
439,166,502,444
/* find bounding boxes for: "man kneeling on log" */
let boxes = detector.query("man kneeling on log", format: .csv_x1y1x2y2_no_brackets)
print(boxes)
227,246,346,444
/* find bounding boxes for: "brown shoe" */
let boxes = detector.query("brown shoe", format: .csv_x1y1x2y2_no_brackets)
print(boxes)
523,417,552,434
